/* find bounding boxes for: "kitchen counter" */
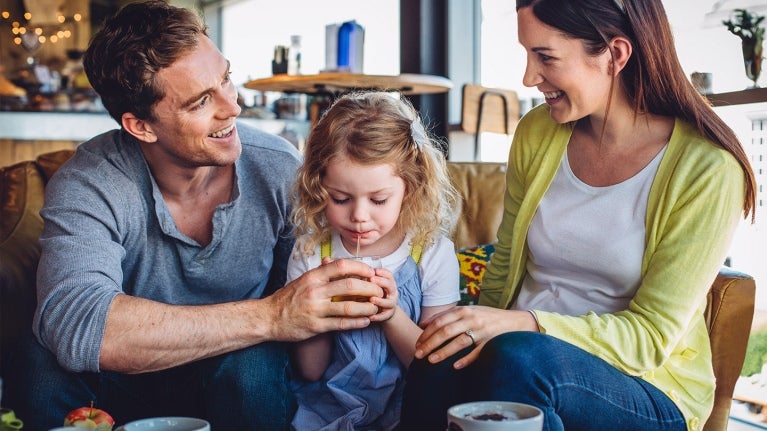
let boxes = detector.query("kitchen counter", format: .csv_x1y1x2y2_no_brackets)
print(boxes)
0,111,119,141
0,111,310,167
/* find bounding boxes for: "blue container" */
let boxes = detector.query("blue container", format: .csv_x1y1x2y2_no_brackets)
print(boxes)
337,20,364,73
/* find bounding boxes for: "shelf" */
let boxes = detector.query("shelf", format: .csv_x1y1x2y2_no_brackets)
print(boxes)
0,111,309,142
706,88,767,107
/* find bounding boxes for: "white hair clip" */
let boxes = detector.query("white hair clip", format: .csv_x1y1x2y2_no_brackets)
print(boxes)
410,117,426,150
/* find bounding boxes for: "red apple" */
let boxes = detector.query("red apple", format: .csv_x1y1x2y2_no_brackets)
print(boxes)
64,403,114,431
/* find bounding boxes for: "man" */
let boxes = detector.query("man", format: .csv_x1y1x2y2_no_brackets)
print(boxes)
5,2,382,430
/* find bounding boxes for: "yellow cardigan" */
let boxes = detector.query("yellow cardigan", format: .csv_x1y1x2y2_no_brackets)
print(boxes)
479,105,746,431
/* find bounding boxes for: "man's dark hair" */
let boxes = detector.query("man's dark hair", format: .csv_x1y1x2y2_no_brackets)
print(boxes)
83,0,207,123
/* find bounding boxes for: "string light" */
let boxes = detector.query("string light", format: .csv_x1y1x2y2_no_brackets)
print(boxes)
1,6,79,47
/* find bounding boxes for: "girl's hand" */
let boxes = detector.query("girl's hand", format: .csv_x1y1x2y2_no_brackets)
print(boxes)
414,306,539,369
369,267,398,322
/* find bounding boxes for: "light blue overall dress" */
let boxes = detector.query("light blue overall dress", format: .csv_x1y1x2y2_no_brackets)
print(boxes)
290,241,424,431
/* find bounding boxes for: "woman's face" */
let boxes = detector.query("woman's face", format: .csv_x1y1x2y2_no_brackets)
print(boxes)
517,7,614,124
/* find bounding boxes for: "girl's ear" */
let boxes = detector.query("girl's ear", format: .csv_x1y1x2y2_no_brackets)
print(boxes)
608,36,632,76
121,112,158,143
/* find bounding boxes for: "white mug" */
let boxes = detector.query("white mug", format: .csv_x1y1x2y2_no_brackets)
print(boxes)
447,401,543,430
115,417,210,431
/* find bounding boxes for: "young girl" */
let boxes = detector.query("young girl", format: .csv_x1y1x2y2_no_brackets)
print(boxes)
287,91,461,430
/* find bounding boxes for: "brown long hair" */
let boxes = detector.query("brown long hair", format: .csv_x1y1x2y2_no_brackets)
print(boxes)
517,0,757,221
83,0,207,123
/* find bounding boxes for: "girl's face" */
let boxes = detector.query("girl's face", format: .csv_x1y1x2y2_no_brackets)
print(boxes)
517,7,614,124
322,155,406,257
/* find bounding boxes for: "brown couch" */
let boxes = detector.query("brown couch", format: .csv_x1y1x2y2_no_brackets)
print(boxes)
0,151,755,431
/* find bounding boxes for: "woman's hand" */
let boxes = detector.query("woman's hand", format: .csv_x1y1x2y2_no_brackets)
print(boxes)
414,306,539,369
369,267,398,322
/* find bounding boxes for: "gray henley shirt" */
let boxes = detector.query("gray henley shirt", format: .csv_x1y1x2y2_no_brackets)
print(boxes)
33,122,301,372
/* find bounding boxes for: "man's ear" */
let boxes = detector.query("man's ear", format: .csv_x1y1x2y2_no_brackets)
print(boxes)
121,112,157,143
608,36,632,76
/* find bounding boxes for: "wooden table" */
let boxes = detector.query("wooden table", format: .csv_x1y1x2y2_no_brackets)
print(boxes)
243,72,453,96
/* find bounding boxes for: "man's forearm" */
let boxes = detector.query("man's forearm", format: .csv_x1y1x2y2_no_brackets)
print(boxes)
99,261,385,373
99,294,273,373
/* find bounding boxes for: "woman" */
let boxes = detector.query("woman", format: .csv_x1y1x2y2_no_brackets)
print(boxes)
400,1,756,430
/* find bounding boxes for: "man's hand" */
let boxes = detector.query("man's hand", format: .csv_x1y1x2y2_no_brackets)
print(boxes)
263,258,384,341
101,258,384,373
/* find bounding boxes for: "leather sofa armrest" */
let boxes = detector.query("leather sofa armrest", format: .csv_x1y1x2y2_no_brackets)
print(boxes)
703,268,756,431
37,149,76,182
0,161,47,373
0,149,73,375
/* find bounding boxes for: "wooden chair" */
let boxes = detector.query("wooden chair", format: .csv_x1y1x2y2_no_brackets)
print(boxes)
460,83,521,161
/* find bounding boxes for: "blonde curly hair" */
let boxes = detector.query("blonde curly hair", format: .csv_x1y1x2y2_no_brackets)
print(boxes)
291,91,460,256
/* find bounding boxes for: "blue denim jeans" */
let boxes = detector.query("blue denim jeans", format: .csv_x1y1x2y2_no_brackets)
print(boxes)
400,332,687,431
4,332,295,431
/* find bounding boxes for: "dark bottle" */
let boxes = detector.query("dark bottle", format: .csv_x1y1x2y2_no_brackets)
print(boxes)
272,45,288,75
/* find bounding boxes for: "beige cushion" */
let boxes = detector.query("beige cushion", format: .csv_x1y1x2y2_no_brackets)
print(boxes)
447,162,507,250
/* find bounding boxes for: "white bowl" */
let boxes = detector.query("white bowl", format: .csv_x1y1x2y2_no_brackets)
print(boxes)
115,417,210,431
447,401,543,430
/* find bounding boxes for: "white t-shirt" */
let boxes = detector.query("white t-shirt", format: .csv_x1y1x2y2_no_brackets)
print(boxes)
514,145,667,316
286,232,460,309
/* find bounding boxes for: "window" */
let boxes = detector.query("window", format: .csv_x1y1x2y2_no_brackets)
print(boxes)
217,0,399,102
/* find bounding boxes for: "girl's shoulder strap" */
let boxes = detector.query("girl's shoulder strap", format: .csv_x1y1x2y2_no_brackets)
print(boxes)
410,241,423,266
321,238,332,260
320,237,424,265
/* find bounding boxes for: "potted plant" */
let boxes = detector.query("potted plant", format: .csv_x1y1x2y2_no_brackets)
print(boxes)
724,8,766,88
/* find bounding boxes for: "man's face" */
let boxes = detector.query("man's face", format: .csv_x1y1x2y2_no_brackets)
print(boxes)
143,35,242,168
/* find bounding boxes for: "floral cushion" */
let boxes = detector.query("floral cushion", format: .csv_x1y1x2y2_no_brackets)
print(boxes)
456,243,495,305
